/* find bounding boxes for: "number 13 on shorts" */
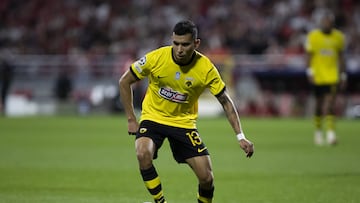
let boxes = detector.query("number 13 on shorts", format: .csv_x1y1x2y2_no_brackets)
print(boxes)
186,131,203,146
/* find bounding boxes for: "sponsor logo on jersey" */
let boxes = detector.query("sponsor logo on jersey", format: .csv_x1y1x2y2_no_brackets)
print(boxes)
320,49,334,56
159,87,187,103
197,147,207,153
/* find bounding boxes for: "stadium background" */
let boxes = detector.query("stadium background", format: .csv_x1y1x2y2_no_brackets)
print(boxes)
1,0,360,117
1,1,360,203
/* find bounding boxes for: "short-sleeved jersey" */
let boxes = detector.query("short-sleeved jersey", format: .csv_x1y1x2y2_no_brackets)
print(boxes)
130,46,225,129
305,28,345,85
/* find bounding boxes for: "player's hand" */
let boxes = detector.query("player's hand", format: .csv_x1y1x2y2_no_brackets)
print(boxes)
239,139,254,158
127,119,139,136
306,69,315,84
339,79,347,91
307,75,315,84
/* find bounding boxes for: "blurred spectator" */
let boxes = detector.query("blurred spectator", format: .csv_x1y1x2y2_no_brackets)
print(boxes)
0,0,358,118
0,0,359,57
53,69,73,101
0,58,14,115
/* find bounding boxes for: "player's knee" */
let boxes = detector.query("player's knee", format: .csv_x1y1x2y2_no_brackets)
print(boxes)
136,148,152,161
136,148,153,168
199,171,214,187
135,137,155,167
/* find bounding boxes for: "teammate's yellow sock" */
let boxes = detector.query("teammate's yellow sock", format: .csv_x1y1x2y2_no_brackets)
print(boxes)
326,114,335,131
314,115,322,130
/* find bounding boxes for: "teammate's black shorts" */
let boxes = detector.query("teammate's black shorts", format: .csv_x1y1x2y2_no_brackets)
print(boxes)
312,84,338,97
135,120,209,163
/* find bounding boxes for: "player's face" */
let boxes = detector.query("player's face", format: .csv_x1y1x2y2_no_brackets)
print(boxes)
172,33,200,65
320,15,333,33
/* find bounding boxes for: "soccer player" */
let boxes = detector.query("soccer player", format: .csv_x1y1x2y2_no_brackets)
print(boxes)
304,9,346,146
119,20,254,203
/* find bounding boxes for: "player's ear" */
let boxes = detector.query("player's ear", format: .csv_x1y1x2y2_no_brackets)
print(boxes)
194,38,200,49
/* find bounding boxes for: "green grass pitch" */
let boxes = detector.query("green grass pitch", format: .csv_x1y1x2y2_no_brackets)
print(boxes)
0,115,359,203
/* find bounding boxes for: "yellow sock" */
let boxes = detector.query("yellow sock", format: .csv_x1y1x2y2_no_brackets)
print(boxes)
326,115,335,131
198,193,212,203
314,115,322,130
197,185,214,203
140,166,166,203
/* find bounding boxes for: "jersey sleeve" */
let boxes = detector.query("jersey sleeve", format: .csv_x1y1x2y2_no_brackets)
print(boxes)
304,32,314,53
130,51,156,80
337,31,346,52
206,64,226,96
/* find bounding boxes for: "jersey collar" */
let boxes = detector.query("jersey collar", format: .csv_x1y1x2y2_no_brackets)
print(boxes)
171,48,196,66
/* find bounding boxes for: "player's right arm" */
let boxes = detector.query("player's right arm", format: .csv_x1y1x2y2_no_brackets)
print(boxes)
119,69,139,135
304,32,315,84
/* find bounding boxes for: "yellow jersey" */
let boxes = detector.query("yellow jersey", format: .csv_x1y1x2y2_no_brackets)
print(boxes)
130,46,226,129
305,28,345,85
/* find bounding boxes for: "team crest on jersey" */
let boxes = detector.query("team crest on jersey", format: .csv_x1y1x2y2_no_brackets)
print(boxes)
185,77,194,87
159,87,187,103
139,128,147,133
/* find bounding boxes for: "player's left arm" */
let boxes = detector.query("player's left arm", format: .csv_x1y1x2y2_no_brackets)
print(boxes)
338,50,347,90
216,90,254,157
338,32,347,90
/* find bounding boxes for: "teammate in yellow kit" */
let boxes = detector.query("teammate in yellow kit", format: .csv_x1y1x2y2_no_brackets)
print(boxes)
305,9,347,145
119,20,254,203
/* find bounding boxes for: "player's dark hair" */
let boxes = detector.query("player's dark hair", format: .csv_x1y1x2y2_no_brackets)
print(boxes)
173,20,198,40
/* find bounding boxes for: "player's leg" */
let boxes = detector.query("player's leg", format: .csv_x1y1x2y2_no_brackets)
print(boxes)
135,122,167,203
186,155,214,203
167,126,213,202
323,85,338,145
313,90,325,145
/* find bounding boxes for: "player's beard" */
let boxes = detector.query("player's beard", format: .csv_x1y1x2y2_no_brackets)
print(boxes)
173,51,194,66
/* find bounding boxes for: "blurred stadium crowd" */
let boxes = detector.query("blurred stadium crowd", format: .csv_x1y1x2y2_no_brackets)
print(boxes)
1,0,360,56
1,0,360,117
